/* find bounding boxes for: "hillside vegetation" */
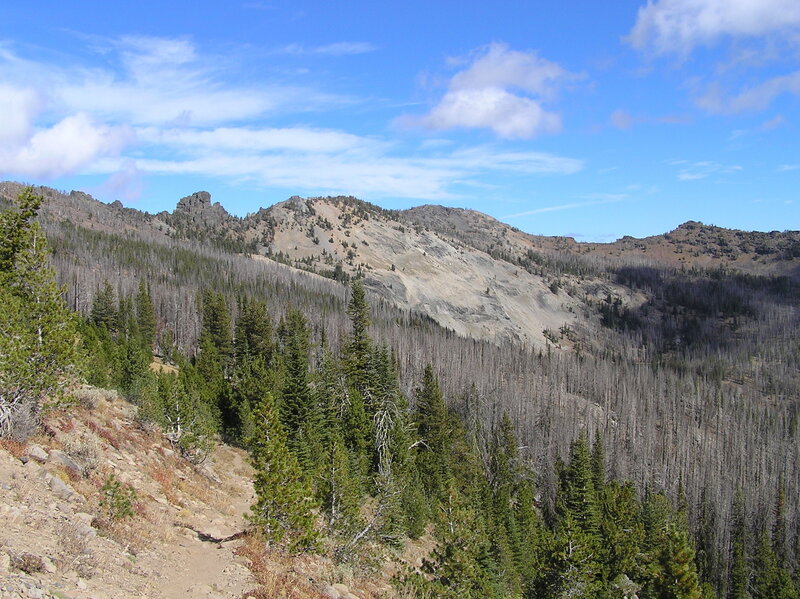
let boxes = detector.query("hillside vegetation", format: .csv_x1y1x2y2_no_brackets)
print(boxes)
1,184,798,598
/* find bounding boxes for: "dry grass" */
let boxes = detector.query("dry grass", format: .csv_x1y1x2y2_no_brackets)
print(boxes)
0,439,26,459
148,463,179,505
56,521,96,578
235,533,329,599
63,433,101,477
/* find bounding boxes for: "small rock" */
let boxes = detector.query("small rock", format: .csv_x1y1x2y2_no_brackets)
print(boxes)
0,551,11,572
48,474,75,500
322,584,340,599
25,444,49,463
25,586,43,599
48,450,81,474
73,512,94,525
332,583,350,595
42,557,57,573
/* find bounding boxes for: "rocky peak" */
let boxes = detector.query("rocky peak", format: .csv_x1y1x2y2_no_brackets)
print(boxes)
175,191,213,213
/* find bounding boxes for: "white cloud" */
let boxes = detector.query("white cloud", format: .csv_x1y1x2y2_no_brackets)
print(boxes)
137,126,382,154
698,70,800,113
671,160,742,180
628,0,800,56
505,196,625,218
0,112,133,178
121,145,582,201
0,36,583,200
278,42,377,56
610,109,634,130
0,37,352,128
419,87,561,138
407,43,577,139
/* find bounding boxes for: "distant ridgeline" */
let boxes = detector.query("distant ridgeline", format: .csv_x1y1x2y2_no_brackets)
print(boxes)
1,183,799,598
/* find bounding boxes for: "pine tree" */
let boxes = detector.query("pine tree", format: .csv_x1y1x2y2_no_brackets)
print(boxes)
278,309,323,474
248,391,319,551
659,524,704,599
772,474,787,568
561,432,600,537
200,290,233,369
405,483,499,599
135,280,157,352
728,491,750,599
91,280,118,333
591,429,606,492
344,279,371,394
598,480,644,584
0,188,80,439
414,364,451,501
320,432,363,537
234,296,273,365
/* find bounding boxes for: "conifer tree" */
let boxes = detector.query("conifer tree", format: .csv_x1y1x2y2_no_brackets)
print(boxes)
561,432,600,537
405,483,499,599
248,391,319,551
772,474,787,568
728,491,750,599
344,279,371,394
591,429,606,492
135,279,156,352
415,364,451,501
278,309,323,474
659,523,704,599
200,290,233,369
91,280,118,332
234,296,273,365
0,188,80,439
320,432,363,537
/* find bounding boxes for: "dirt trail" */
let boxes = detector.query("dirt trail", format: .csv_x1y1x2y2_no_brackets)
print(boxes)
145,447,256,599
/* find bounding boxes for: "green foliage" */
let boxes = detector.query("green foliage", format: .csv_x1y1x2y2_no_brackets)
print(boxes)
234,296,273,365
200,290,233,368
0,188,81,439
403,485,500,599
100,473,138,520
247,391,320,552
414,364,451,502
135,280,157,351
91,280,118,332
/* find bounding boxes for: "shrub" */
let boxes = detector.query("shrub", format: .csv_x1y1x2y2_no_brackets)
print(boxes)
99,473,138,520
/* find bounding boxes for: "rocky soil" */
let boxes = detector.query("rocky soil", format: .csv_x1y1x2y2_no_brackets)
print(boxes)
0,389,387,599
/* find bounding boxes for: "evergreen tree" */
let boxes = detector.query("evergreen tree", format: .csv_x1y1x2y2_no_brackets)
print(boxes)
234,296,273,365
414,364,451,501
278,309,323,474
591,429,606,492
200,290,233,369
320,432,363,536
696,486,721,592
659,524,704,599
404,483,499,599
561,432,600,537
91,280,118,333
598,481,644,585
728,491,750,599
248,391,319,551
344,279,371,394
0,188,80,439
135,279,157,352
772,474,787,568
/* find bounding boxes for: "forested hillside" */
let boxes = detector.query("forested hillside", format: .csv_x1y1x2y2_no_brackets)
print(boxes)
1,184,798,598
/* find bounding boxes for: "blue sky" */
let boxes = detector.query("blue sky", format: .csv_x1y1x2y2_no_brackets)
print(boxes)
0,0,798,241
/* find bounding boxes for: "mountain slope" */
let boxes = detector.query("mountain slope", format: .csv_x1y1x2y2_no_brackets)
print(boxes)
1,181,798,586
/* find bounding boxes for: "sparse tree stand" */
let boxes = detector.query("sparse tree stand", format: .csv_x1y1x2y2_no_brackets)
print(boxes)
0,188,80,439
247,391,319,552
